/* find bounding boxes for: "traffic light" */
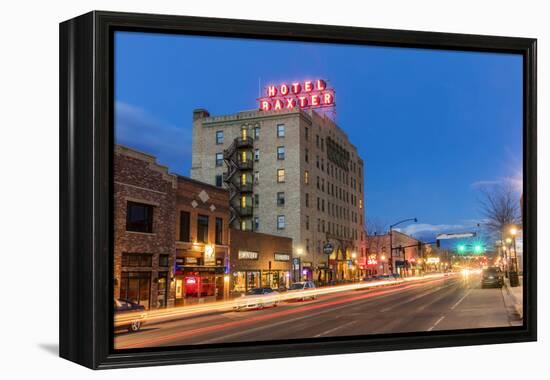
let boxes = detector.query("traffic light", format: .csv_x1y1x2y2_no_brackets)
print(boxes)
473,244,483,254
457,244,466,254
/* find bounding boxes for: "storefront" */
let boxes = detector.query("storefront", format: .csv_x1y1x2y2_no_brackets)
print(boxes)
229,229,293,293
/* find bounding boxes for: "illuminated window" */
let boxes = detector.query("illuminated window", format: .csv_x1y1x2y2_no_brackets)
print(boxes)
359,199,363,209
277,146,285,160
277,215,285,229
304,170,309,184
241,151,247,163
216,131,224,144
277,169,285,183
215,153,223,166
241,195,247,208
241,127,248,140
277,124,285,138
241,173,247,185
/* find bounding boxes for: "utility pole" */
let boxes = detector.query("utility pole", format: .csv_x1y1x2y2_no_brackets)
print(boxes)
389,218,417,275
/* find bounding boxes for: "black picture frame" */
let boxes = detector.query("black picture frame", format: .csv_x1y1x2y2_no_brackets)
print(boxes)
59,10,537,369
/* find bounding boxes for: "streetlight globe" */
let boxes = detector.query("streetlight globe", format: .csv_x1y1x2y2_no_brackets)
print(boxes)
510,227,518,236
296,247,303,255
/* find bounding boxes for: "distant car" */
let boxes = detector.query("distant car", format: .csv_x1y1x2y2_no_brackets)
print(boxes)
287,281,317,301
481,267,504,288
363,276,377,282
114,299,147,332
234,288,279,311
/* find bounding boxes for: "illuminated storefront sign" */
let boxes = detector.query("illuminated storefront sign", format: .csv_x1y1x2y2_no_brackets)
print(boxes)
367,255,378,266
238,250,259,260
258,79,335,111
426,257,440,264
274,253,290,262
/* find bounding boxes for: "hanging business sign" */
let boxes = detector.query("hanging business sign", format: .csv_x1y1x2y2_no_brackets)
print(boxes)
258,79,335,112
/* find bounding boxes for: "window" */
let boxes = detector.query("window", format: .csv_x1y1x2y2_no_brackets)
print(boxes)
277,215,285,229
254,126,260,140
216,130,224,144
277,124,285,137
277,169,285,183
254,193,260,207
120,271,151,309
305,148,309,163
241,127,248,139
277,192,285,206
179,211,190,241
159,254,169,267
254,149,260,161
215,217,223,245
254,171,259,184
197,214,209,243
277,146,285,160
126,201,153,233
254,216,260,231
241,195,247,208
215,153,223,166
305,215,310,230
305,193,309,207
215,174,223,188
304,170,309,184
122,253,153,267
305,127,309,140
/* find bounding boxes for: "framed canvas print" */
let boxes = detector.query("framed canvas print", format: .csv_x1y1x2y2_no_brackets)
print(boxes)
59,11,537,369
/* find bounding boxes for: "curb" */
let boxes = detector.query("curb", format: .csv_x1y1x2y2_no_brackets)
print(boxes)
502,283,523,321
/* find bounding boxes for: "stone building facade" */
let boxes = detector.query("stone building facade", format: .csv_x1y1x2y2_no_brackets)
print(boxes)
191,108,365,283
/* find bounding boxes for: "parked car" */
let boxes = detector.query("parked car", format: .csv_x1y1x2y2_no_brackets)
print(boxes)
287,281,317,301
114,299,148,332
234,288,279,311
481,267,504,288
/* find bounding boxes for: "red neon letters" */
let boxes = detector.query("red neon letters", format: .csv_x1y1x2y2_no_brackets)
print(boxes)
259,79,334,111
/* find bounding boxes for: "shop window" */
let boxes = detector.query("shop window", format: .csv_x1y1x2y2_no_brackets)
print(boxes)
120,271,151,309
197,214,209,243
126,201,153,233
156,271,168,308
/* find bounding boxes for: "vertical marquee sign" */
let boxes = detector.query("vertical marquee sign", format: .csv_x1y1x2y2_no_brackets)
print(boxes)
258,79,335,111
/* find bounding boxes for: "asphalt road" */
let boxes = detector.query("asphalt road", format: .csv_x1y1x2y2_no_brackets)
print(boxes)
115,273,521,349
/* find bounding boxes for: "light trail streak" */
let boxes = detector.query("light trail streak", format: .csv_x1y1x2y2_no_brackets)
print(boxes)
114,273,455,326
116,274,455,348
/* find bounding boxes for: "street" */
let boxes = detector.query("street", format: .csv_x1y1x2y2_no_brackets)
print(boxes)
115,273,522,349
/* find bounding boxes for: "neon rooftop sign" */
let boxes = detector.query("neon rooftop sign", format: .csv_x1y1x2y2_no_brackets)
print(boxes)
258,79,335,111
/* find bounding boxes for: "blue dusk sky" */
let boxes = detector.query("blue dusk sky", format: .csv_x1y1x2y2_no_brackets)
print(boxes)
114,31,523,244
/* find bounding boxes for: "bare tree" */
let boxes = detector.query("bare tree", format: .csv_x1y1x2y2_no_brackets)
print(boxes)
366,217,388,236
478,184,521,235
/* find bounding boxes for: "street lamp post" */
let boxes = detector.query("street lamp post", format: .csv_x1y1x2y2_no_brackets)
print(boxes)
389,218,418,275
509,227,520,287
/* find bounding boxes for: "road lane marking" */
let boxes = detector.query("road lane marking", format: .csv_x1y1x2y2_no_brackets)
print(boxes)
379,282,456,312
117,277,449,348
428,316,445,331
313,320,358,338
451,289,472,310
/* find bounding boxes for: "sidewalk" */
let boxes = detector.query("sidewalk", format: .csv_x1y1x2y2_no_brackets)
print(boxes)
501,276,523,324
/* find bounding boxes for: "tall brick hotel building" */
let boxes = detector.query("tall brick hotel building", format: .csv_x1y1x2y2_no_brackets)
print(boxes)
191,107,366,282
